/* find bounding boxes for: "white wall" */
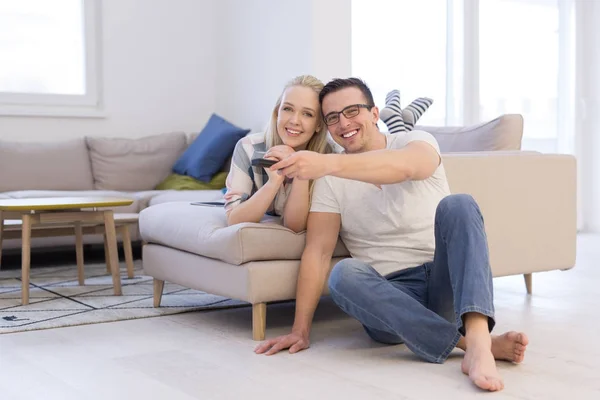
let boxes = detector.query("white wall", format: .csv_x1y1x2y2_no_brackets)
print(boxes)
0,0,352,142
0,0,218,142
215,0,352,133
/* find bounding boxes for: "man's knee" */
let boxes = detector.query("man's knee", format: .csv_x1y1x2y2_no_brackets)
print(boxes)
436,194,482,224
363,325,405,345
328,259,370,295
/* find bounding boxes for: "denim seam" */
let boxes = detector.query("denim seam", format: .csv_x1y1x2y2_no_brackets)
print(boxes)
435,331,462,363
329,286,442,363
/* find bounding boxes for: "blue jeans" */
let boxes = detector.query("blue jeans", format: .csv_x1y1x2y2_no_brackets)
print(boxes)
327,194,495,364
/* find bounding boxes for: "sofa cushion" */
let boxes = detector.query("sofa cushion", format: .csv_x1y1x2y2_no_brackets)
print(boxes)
416,114,523,152
0,138,94,192
86,132,187,191
131,190,166,210
173,114,250,182
135,189,224,212
147,191,225,207
139,202,349,265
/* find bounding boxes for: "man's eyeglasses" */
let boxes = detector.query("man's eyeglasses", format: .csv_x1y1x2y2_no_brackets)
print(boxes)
323,104,373,126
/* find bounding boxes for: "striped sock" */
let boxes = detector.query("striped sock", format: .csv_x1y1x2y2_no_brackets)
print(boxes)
402,97,433,130
379,89,406,134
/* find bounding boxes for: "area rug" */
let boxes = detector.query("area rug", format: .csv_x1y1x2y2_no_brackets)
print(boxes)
0,261,248,334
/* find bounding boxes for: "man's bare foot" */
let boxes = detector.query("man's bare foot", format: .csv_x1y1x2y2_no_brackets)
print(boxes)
461,343,504,392
492,332,529,363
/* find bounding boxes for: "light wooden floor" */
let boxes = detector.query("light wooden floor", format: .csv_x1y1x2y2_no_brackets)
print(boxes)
1,234,599,400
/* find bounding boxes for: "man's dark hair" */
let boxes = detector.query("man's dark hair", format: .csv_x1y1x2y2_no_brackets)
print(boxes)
318,77,375,109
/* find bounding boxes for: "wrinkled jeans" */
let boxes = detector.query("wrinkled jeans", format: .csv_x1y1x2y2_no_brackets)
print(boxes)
328,194,495,363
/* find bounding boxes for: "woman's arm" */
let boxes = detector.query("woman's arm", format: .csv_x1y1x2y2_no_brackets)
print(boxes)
281,178,310,232
225,139,287,225
227,179,282,225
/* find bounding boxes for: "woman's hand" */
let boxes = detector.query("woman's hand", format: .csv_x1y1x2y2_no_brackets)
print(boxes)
264,145,295,186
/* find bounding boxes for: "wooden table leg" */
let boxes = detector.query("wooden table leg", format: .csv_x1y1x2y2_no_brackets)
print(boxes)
103,211,122,296
103,233,111,274
21,214,32,305
118,225,135,279
74,222,85,285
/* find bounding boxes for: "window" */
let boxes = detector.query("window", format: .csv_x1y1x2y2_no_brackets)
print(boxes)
0,0,101,117
351,0,576,154
479,0,575,154
351,0,448,128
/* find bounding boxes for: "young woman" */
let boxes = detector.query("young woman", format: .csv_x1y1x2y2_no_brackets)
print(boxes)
223,75,332,232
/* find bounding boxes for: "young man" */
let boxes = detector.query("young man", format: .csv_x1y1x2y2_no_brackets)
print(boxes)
255,78,528,392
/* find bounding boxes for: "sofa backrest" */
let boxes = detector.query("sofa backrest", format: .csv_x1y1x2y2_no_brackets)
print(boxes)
0,138,94,192
324,114,524,154
416,114,524,152
86,132,187,191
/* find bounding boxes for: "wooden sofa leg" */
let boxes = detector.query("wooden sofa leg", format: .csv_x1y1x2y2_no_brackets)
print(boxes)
524,273,532,294
153,279,165,307
252,303,267,341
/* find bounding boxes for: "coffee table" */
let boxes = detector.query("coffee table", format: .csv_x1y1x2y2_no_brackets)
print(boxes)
0,197,134,305
1,213,139,279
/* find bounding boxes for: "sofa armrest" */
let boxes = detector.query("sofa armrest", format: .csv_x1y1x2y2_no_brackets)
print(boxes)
442,152,577,277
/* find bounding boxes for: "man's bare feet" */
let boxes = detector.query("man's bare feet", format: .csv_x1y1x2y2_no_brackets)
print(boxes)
461,313,504,392
454,331,528,391
491,332,529,363
461,342,505,392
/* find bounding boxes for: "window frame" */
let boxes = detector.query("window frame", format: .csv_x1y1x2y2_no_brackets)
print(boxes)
0,0,103,118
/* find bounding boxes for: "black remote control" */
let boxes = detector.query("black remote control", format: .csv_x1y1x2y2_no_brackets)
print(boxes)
251,158,278,168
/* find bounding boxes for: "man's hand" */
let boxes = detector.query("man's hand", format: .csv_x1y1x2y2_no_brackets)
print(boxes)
254,331,310,355
265,145,295,161
271,151,336,181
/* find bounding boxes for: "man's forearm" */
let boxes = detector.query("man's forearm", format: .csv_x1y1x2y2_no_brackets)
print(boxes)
292,249,331,335
325,150,413,185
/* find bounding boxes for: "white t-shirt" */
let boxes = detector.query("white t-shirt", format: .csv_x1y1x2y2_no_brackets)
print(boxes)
310,130,451,277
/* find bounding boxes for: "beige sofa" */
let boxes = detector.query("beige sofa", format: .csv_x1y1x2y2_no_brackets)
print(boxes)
0,132,225,253
139,115,578,340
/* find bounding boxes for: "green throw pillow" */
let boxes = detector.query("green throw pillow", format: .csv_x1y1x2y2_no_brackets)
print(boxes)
155,172,228,190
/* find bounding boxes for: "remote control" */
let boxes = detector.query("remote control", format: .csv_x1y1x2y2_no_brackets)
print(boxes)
251,158,278,168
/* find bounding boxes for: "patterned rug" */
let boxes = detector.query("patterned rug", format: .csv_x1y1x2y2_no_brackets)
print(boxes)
0,260,248,334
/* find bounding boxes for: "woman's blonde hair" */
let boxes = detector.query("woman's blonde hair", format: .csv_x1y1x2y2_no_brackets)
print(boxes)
263,75,333,198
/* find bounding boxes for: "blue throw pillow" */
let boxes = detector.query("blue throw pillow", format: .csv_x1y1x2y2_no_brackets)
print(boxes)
173,113,250,182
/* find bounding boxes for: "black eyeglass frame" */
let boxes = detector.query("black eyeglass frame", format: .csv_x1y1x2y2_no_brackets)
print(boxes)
323,104,374,126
